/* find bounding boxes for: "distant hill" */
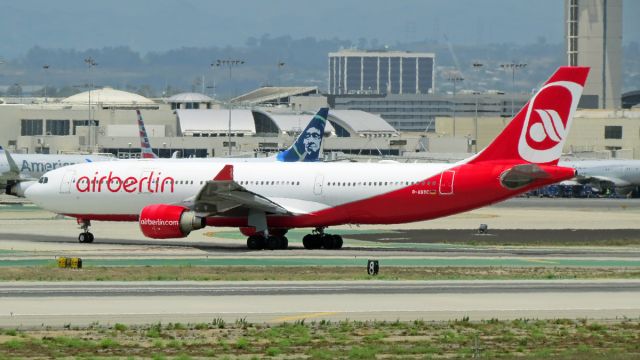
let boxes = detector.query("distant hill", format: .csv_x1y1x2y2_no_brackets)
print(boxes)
1,36,639,98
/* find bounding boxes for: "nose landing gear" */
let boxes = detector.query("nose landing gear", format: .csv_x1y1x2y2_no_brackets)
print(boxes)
77,219,94,243
302,227,343,250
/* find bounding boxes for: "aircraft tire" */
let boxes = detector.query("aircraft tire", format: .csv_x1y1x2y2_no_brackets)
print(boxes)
322,234,335,249
280,236,288,250
302,234,314,249
247,235,264,250
265,235,280,250
333,235,343,249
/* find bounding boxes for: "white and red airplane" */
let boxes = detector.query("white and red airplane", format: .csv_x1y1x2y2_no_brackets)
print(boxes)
26,67,589,250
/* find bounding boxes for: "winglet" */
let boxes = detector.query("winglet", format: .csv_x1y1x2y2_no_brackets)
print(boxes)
213,164,234,181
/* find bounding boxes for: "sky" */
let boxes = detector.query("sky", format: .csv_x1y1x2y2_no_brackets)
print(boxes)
0,0,638,58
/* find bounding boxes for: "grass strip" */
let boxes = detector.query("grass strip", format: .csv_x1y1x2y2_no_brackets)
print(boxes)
0,318,638,358
0,266,640,281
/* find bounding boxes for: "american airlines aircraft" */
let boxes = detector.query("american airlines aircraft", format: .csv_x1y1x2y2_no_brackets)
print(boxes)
1,147,115,196
559,159,640,195
25,67,589,249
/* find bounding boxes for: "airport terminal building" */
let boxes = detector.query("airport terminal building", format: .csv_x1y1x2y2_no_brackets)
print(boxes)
1,82,640,160
328,50,435,96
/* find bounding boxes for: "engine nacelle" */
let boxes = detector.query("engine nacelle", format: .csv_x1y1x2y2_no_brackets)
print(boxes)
6,180,36,197
139,204,205,239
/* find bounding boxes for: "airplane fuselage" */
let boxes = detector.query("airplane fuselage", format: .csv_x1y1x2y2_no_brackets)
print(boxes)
27,159,573,229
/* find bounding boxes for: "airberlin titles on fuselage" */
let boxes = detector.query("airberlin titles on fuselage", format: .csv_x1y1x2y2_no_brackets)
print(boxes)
75,171,175,193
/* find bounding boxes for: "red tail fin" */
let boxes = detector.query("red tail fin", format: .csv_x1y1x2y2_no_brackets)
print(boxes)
468,66,589,165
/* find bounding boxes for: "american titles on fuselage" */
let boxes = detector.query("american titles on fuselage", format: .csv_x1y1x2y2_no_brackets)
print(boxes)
21,160,78,173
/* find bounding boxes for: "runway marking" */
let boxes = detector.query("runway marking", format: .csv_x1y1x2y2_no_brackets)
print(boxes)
525,259,558,264
272,312,338,322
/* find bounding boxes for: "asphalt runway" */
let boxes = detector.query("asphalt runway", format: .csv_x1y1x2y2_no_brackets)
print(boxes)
2,196,640,260
2,231,640,261
1,280,639,327
1,199,640,327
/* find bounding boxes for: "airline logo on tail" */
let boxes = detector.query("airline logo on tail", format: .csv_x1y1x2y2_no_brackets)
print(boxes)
136,110,158,159
518,80,583,163
276,108,329,162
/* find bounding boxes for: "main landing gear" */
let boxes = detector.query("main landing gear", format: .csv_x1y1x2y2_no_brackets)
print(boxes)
302,227,343,250
246,230,288,250
77,219,94,243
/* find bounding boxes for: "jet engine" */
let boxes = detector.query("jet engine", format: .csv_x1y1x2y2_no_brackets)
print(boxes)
6,180,36,197
139,204,205,239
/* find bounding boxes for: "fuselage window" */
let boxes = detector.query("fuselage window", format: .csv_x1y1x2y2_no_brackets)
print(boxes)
296,181,300,185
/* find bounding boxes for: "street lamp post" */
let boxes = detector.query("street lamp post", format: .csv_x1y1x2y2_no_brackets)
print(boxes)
216,59,245,156
42,64,50,103
472,62,484,153
447,72,464,137
84,57,98,152
277,61,285,105
277,61,285,86
500,62,527,118
208,62,217,98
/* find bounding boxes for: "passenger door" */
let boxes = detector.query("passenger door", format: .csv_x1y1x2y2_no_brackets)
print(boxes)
313,174,324,195
59,170,75,194
439,170,455,195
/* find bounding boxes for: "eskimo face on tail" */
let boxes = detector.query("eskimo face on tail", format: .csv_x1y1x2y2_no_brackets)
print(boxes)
276,107,329,162
302,126,322,156
517,80,584,163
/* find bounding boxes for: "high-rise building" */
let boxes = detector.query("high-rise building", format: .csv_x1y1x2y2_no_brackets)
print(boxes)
565,0,622,109
328,50,435,96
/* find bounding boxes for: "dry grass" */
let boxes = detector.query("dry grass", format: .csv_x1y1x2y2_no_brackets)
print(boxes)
0,265,639,281
1,318,639,358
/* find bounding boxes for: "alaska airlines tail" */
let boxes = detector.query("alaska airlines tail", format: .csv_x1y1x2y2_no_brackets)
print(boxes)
136,110,158,159
468,66,589,165
276,108,329,162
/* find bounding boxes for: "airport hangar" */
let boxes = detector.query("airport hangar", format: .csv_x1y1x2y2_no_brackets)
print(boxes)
1,86,640,160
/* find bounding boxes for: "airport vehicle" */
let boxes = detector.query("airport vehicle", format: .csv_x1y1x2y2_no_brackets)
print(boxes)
559,159,640,196
26,67,588,248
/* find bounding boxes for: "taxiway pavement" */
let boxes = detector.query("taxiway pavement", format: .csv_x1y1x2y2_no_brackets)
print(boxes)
0,280,639,327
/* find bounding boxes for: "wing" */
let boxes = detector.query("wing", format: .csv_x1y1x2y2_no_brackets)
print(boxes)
187,165,291,216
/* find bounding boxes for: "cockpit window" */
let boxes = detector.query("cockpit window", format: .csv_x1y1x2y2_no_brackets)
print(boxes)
38,177,49,184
